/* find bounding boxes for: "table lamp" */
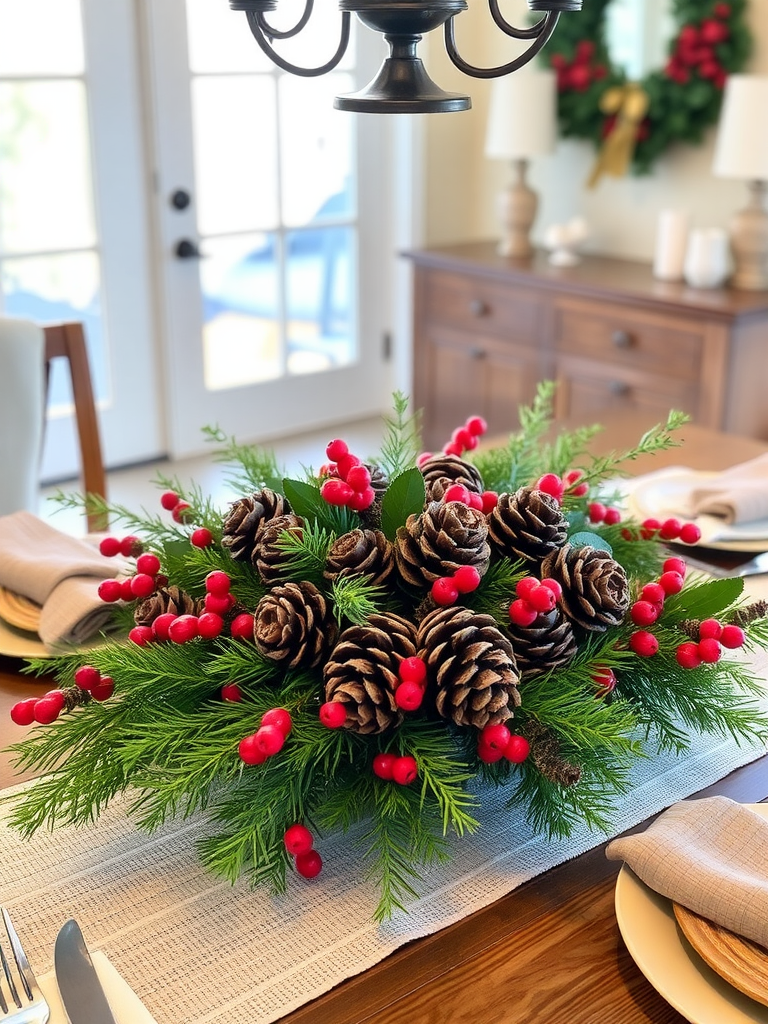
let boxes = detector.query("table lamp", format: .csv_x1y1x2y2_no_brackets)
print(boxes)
484,68,557,259
712,74,768,291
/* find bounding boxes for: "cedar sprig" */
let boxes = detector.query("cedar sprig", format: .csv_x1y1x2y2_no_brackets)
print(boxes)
271,519,335,587
376,391,422,480
329,574,388,627
201,423,285,495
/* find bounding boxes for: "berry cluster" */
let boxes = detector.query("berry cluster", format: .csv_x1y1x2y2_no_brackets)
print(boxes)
535,470,590,505
320,439,375,512
11,689,69,726
628,557,689,658
238,707,293,765
99,550,164,606
476,724,531,765
431,564,481,608
159,490,213,546
283,823,323,879
73,664,115,700
508,576,563,627
394,656,427,711
665,8,731,87
676,618,745,669
588,502,622,526
550,39,607,93
637,516,702,545
441,483,498,515
372,752,419,785
417,414,488,466
98,533,144,558
127,570,251,647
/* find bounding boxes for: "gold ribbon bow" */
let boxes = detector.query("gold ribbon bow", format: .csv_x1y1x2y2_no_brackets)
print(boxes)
587,84,649,189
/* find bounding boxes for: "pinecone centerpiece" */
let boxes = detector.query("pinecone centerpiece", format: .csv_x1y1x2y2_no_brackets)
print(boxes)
9,386,768,924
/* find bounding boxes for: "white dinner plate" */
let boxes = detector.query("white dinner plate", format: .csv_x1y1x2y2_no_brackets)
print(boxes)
615,803,768,1024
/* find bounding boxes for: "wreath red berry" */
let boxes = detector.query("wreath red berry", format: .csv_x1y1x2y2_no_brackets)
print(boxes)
543,0,752,175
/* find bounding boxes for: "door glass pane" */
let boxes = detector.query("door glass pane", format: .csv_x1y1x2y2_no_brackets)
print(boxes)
191,76,278,236
0,80,96,253
0,0,84,76
186,0,271,73
267,0,355,71
201,233,281,390
279,73,355,228
286,225,354,374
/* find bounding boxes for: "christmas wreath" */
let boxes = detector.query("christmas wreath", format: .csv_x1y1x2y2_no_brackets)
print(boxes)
7,384,768,922
544,0,752,176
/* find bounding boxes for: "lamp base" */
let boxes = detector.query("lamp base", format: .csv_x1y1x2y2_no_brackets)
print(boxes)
496,159,537,259
728,181,768,291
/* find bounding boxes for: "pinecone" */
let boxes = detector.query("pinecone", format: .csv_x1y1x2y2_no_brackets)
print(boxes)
134,585,202,627
253,581,336,669
420,454,483,503
356,464,389,531
395,500,490,587
506,608,578,681
366,463,389,500
540,543,630,632
523,719,582,787
488,487,568,564
324,528,395,588
254,513,305,584
322,612,417,734
221,488,291,562
417,606,520,729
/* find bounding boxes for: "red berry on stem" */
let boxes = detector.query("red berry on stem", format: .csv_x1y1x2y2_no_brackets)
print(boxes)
392,755,418,786
261,707,293,736
91,676,115,701
129,625,154,646
205,570,231,595
699,618,723,641
160,490,180,511
442,441,463,457
465,415,487,437
508,598,537,628
204,592,233,616
676,642,702,669
592,666,617,694
99,536,121,557
679,522,702,544
238,734,267,765
295,849,323,879
453,565,481,594
443,483,471,505
535,473,564,501
197,611,224,639
720,624,746,649
336,453,361,479
345,464,372,492
321,478,354,506
74,664,101,691
319,701,347,729
481,490,499,513
10,698,38,727
372,752,397,780
640,517,661,539
539,578,563,600
481,723,512,751
395,681,424,711
630,600,659,627
467,490,484,512
398,656,427,686
347,486,376,512
588,502,607,523
152,612,177,641
660,518,682,541
629,630,659,657
516,577,540,600
431,577,459,606
504,734,531,764
168,614,199,643
254,724,285,757
477,740,505,764
603,507,622,526
230,612,255,641
120,578,135,601
697,637,722,664
325,438,349,462
172,501,192,524
640,582,665,608
284,823,314,856
120,535,143,557
221,683,243,702
34,693,64,724
136,552,161,576
663,557,687,577
528,585,556,613
416,451,433,469
97,579,123,603
659,570,684,595
191,527,214,549
130,573,157,599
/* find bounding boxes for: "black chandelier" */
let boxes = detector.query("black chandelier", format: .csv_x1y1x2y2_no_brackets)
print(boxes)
229,0,582,114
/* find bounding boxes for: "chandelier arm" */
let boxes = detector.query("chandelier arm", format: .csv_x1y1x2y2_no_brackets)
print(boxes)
444,11,559,79
487,2,549,40
245,10,351,76
254,0,313,41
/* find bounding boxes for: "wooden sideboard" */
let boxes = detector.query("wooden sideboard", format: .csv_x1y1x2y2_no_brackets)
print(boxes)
405,242,768,451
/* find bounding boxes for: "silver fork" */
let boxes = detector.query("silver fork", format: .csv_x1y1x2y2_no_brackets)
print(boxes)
0,909,49,1024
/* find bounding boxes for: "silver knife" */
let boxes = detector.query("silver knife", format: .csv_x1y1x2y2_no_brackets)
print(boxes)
54,919,118,1024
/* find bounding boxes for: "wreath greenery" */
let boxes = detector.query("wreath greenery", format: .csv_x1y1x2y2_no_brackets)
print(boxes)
543,0,752,175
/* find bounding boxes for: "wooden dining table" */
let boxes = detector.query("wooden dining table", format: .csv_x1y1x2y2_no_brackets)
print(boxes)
2,414,767,1024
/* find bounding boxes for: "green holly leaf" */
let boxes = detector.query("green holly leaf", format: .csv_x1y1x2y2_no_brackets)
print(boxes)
568,531,613,554
380,468,426,541
282,478,324,519
666,576,745,619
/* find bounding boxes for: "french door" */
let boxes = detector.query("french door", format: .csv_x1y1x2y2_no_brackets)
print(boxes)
0,0,397,479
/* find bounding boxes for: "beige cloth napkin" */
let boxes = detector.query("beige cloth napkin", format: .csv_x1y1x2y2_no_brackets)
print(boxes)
0,510,121,647
39,950,157,1023
686,453,768,524
606,796,768,948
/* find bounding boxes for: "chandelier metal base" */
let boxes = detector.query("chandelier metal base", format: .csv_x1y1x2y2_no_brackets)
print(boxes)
335,53,470,114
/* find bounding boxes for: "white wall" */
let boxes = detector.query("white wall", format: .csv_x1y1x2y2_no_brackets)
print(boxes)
423,2,768,260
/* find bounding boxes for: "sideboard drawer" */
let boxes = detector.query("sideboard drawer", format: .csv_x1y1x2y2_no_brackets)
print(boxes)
554,297,704,381
422,269,540,341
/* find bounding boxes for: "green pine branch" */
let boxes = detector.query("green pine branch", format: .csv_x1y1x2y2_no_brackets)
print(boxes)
376,392,423,480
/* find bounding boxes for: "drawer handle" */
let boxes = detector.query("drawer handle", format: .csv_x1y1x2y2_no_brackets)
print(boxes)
608,380,630,397
469,299,490,318
611,329,633,349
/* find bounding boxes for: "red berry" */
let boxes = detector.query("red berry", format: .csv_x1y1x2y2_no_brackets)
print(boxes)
431,577,459,606
221,683,243,702
130,573,157,599
33,695,63,724
325,438,349,462
679,522,702,544
284,823,314,856
535,473,564,502
128,625,154,646
319,701,347,729
630,600,659,627
442,441,463,457
98,536,121,557
508,598,537,627
663,557,687,577
168,614,199,643
467,490,484,512
697,637,722,664
230,612,255,641
204,592,233,616
504,734,531,764
136,552,161,576
699,618,723,641
659,570,684,595
238,734,267,765
398,656,427,686
451,426,474,452
443,483,471,505
196,611,224,639
191,527,214,549
659,518,682,541
120,535,143,557
640,582,666,608
592,665,617,694
74,664,101,690
539,578,563,600
453,565,481,594
481,723,512,751
347,486,375,512
160,490,180,511
261,707,293,736
676,641,702,669
91,676,115,701
10,697,38,726
588,502,607,523
465,415,487,436
152,612,177,641
720,624,745,649
205,570,231,595
336,453,361,479
295,849,323,879
395,681,424,711
481,490,499,513
321,477,354,506
172,501,192,524
345,464,372,492
416,451,433,469
641,517,661,539
254,724,285,757
629,630,659,657
97,578,123,603
120,578,135,601
392,755,418,786
372,752,397,780
528,585,557,613
516,577,540,600
477,740,505,764
603,507,622,526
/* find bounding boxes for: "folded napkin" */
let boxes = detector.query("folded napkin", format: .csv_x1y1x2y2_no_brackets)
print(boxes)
686,453,768,525
606,796,768,948
39,950,157,1024
0,510,122,647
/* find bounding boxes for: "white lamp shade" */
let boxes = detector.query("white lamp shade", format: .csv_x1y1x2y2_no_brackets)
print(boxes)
485,69,557,161
712,74,768,181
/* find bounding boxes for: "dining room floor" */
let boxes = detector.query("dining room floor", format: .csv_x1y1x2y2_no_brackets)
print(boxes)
38,415,386,536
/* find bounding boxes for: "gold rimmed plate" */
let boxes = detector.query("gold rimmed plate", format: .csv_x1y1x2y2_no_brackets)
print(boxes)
0,586,42,634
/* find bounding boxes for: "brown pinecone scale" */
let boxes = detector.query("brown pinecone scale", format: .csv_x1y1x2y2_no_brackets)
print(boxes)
395,500,490,587
324,528,395,588
221,488,291,562
253,580,336,669
420,454,484,503
134,585,202,627
417,606,520,729
540,543,630,632
323,612,418,734
506,608,578,681
488,487,568,564
254,513,305,584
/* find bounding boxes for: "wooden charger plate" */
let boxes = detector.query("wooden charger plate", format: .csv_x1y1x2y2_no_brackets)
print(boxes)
0,585,41,634
673,903,768,1007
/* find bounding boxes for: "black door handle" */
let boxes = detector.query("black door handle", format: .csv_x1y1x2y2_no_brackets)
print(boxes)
174,239,203,259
